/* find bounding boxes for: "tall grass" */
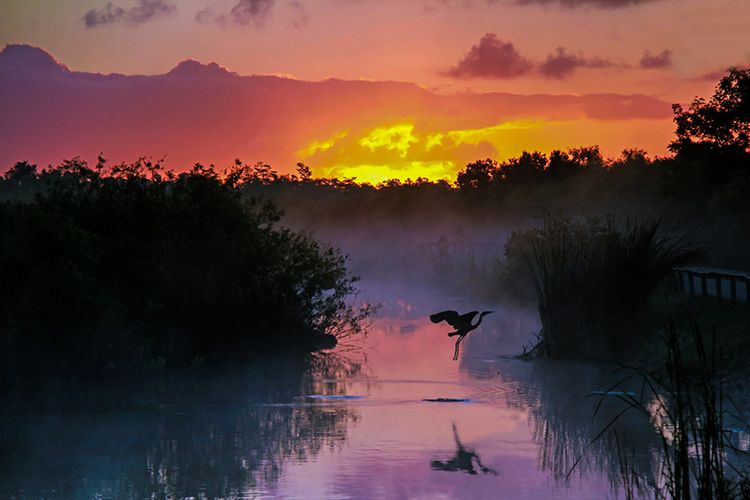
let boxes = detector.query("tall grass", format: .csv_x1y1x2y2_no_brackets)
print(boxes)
510,214,700,359
588,322,750,499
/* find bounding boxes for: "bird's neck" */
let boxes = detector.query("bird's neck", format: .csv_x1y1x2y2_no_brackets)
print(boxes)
473,313,488,328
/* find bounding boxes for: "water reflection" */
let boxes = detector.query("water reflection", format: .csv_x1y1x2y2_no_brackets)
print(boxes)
431,423,498,476
465,356,659,496
4,286,705,499
0,354,361,499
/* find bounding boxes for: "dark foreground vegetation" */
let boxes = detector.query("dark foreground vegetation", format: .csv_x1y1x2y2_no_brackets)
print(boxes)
507,214,701,360
0,159,371,387
593,323,750,499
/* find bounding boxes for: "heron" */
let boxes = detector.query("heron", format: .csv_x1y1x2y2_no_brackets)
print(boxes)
429,309,493,360
430,423,498,475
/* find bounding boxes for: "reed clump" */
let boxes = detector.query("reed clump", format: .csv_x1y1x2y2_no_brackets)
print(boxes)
509,214,700,360
590,322,750,499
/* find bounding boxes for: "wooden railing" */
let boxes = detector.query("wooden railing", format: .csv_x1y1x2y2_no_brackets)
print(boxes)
674,266,750,304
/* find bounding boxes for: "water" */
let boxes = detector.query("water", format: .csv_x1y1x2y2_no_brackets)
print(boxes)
1,283,658,499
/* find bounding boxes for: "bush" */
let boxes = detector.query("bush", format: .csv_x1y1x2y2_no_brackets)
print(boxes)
508,214,700,360
0,159,370,384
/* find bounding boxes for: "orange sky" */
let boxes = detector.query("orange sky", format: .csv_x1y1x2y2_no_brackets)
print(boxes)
2,0,748,182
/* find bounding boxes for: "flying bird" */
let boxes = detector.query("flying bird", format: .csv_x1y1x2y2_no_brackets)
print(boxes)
430,309,493,360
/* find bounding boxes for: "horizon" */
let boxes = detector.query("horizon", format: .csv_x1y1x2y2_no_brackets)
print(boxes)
2,0,748,182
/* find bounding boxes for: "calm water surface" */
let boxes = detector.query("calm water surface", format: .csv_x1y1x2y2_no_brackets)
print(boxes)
2,283,658,499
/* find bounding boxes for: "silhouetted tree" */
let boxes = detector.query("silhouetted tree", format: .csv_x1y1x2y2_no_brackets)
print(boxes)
671,67,750,155
546,149,579,181
498,151,547,186
456,158,497,190
3,161,37,186
296,162,312,181
569,145,606,172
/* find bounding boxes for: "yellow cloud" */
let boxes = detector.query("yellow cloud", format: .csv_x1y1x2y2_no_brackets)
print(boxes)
359,124,418,158
297,131,348,158
446,120,542,145
425,133,444,151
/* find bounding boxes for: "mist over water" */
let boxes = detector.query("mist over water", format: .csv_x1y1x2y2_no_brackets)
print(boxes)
1,215,665,499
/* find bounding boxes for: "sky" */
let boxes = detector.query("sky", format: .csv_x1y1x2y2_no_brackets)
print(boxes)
1,0,749,182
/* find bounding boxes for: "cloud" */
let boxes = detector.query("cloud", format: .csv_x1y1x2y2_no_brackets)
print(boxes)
692,65,749,82
540,47,612,79
83,0,176,28
447,35,613,80
512,0,660,7
195,0,275,27
230,0,274,26
639,49,672,69
195,7,214,23
445,34,534,79
289,0,309,28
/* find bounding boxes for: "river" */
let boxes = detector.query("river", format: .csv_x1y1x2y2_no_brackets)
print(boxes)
2,279,676,499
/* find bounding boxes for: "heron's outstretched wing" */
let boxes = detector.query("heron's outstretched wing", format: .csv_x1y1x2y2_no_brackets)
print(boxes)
430,310,461,328
459,311,479,324
430,310,459,325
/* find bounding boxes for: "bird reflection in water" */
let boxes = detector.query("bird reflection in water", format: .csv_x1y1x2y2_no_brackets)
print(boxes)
430,423,498,476
430,309,493,360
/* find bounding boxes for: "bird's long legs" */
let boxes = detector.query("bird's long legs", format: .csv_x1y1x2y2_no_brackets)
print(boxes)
453,336,465,361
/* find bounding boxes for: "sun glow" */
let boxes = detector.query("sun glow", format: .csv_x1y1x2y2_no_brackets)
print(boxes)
298,117,673,184
320,161,455,185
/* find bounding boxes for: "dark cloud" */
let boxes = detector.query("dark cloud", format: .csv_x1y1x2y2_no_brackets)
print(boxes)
512,0,660,7
83,0,176,28
289,0,309,29
640,49,672,69
540,47,612,79
446,35,614,80
195,7,214,23
445,34,534,79
83,4,125,27
230,0,274,26
194,1,274,27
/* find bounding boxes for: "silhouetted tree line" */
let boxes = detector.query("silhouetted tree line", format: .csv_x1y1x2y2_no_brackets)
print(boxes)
0,158,372,386
214,72,749,231
3,66,748,231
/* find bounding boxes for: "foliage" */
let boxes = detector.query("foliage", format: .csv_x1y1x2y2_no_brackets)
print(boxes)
0,158,370,383
508,214,700,360
671,67,750,154
589,322,750,499
455,158,497,190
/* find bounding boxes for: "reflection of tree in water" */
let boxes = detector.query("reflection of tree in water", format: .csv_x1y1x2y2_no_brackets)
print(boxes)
478,359,660,496
431,423,498,476
0,353,362,499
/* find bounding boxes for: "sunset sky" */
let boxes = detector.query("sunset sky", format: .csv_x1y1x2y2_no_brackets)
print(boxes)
2,0,749,182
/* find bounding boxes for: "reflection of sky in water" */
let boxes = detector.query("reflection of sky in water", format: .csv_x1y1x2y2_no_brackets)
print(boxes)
274,283,631,499
2,283,661,499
